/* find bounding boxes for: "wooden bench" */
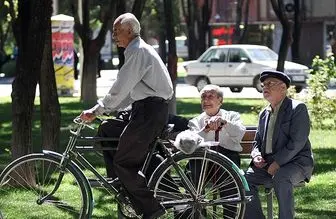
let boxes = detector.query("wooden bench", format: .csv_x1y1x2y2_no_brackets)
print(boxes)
240,126,305,219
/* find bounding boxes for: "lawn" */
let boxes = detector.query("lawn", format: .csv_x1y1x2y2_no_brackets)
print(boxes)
0,96,335,218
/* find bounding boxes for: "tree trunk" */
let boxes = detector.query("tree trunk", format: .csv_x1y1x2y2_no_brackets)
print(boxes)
117,0,126,68
277,21,293,71
291,0,302,63
233,0,243,44
80,41,99,104
186,0,197,60
199,0,211,54
164,0,177,114
132,0,147,20
270,0,293,72
73,0,117,104
11,0,49,160
240,0,250,43
156,0,167,62
39,0,61,151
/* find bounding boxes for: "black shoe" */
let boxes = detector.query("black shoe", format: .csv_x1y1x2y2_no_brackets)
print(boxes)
143,205,166,219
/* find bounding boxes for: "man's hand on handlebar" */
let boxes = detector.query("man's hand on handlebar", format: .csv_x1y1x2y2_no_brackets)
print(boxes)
80,109,96,123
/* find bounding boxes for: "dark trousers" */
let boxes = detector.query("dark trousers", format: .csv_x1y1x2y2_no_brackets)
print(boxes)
113,97,169,215
97,118,127,179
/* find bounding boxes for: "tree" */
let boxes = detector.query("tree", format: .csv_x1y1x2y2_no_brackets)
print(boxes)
71,0,117,104
270,0,293,72
132,0,147,20
233,0,250,44
10,0,53,159
164,0,177,114
39,3,61,152
181,0,213,59
291,0,303,63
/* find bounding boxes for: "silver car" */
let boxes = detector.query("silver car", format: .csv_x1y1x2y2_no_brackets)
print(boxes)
184,44,309,93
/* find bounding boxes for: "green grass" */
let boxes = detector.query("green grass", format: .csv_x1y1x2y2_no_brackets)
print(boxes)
0,96,336,218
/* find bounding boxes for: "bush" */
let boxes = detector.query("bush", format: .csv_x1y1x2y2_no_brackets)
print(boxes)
306,55,336,129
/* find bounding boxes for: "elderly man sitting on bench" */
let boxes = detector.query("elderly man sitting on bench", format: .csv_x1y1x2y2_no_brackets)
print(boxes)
244,70,314,219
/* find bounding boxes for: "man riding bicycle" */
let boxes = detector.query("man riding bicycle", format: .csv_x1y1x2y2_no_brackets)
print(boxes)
80,12,173,219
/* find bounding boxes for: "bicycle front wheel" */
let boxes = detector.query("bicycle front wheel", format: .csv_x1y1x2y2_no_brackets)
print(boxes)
0,153,90,219
148,149,246,219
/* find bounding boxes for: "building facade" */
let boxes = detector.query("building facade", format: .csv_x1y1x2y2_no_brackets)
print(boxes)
209,0,336,66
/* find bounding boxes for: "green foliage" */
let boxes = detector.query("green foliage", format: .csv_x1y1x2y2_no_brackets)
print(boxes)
0,0,16,55
306,55,336,129
287,85,296,98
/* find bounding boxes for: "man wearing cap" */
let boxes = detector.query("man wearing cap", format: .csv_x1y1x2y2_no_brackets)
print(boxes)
244,70,314,219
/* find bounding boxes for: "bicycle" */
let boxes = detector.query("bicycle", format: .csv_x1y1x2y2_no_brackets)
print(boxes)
0,117,250,219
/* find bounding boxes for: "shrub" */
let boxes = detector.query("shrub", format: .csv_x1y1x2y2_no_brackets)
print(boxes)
306,55,336,129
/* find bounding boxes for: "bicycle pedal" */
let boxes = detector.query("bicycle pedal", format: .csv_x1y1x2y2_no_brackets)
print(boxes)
116,190,142,215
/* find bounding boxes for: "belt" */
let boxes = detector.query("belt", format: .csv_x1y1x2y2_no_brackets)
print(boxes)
142,96,167,102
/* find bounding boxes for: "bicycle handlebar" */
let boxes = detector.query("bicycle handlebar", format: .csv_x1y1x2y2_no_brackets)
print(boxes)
73,117,95,130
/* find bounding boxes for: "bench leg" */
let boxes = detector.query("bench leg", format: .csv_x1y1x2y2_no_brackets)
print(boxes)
266,188,273,219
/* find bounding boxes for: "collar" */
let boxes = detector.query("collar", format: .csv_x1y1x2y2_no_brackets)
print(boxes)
125,36,141,53
204,109,222,119
266,98,284,113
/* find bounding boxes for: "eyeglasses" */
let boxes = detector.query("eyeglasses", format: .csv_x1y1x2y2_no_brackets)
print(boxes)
260,81,283,88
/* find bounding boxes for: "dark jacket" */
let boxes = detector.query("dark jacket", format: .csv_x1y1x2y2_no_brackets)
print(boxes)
251,97,314,181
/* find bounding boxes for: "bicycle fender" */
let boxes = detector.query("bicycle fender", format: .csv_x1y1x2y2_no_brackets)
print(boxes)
42,150,83,171
230,162,250,192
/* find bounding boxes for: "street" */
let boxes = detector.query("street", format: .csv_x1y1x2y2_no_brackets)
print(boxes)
1,69,336,99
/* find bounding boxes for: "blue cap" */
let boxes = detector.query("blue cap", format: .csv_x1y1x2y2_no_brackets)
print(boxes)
260,70,291,88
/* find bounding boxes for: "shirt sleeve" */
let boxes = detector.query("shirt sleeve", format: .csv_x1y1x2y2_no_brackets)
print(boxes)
219,111,246,145
95,49,147,114
188,117,202,132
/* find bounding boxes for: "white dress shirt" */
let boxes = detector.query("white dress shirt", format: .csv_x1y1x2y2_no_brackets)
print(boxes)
188,109,246,152
93,36,174,115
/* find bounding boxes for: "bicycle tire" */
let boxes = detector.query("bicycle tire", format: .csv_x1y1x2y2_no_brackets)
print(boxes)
148,149,246,219
0,153,90,219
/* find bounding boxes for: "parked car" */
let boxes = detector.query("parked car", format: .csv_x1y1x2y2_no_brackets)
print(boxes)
184,44,309,93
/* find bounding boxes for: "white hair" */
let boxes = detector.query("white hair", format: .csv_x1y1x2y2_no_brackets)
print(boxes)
114,13,141,36
200,84,223,99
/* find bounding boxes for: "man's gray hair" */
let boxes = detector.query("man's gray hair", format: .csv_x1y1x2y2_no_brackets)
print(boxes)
200,84,223,99
114,13,141,36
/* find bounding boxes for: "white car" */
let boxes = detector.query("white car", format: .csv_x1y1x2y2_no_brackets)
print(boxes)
184,44,309,93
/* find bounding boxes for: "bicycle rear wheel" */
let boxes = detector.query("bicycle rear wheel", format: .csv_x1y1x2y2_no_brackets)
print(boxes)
148,149,246,219
0,153,90,219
